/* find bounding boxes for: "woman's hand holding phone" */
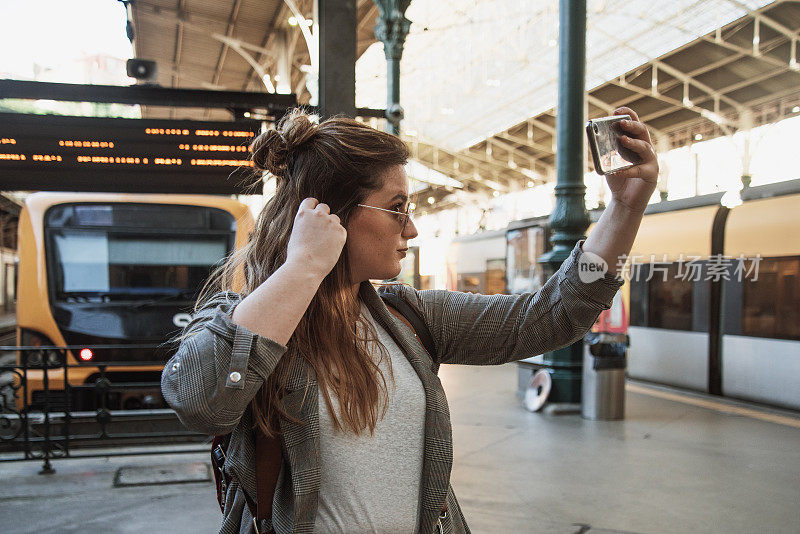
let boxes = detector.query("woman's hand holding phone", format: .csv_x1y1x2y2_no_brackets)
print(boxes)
286,197,347,279
605,107,659,214
582,108,661,279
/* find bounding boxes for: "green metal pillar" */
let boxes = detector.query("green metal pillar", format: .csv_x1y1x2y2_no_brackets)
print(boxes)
537,0,590,406
374,1,412,135
316,0,357,118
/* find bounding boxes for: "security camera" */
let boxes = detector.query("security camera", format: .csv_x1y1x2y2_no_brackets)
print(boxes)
126,59,158,82
386,103,405,125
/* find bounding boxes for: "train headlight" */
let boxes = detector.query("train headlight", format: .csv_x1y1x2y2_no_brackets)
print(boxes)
80,348,94,361
19,329,64,368
20,328,51,348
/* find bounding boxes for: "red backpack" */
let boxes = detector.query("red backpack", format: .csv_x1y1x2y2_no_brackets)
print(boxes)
210,294,438,533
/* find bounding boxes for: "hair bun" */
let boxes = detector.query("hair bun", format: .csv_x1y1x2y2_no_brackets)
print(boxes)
250,109,319,179
250,130,287,177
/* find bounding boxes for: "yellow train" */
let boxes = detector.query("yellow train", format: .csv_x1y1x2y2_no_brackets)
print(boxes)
451,179,800,410
16,192,253,410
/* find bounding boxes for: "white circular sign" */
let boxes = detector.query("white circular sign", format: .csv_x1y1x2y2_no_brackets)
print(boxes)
524,370,552,412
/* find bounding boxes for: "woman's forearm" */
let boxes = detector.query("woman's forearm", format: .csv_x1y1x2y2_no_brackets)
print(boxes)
582,198,645,277
231,261,325,346
231,198,347,346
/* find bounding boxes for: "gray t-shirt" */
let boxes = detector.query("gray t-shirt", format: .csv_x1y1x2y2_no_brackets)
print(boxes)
314,304,426,533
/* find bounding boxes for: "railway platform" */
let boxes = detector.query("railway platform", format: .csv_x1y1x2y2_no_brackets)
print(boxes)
1,363,798,534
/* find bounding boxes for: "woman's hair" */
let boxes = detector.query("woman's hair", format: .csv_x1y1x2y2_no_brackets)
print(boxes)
195,108,410,438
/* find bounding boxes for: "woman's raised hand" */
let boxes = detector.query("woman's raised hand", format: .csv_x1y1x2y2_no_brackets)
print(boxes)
232,198,347,345
605,107,659,214
285,197,347,278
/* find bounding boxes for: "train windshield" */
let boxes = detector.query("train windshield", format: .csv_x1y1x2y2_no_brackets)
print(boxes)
45,203,235,302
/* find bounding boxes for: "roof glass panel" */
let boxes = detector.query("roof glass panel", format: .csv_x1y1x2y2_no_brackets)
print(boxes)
356,0,775,150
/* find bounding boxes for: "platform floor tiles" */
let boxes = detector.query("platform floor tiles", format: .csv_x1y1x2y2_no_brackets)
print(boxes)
441,363,800,534
1,362,799,533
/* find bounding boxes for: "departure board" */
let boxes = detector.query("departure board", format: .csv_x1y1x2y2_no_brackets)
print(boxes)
0,113,263,194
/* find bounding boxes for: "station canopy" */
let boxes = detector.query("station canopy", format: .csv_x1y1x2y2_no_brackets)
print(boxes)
131,0,800,210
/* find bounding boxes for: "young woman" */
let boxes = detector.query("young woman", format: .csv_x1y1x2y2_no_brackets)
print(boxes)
162,107,658,534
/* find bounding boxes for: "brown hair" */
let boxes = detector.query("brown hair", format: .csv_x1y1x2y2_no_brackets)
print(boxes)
197,109,410,437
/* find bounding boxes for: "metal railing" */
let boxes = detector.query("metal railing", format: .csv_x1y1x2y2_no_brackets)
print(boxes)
0,345,207,474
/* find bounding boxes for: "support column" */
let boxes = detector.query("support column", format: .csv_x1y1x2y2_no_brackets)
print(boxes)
374,0,412,135
275,29,293,95
315,0,357,118
537,0,589,406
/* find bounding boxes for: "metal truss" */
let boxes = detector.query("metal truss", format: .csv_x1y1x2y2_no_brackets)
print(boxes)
406,137,551,198
608,2,799,135
209,0,244,91
134,0,314,103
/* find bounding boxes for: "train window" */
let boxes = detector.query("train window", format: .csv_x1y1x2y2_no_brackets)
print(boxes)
50,230,229,299
45,203,234,231
629,264,648,327
647,263,694,331
630,262,705,332
485,258,506,295
741,256,800,341
506,227,546,294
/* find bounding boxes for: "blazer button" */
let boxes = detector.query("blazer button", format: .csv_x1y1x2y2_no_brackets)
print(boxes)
229,371,242,383
171,362,180,371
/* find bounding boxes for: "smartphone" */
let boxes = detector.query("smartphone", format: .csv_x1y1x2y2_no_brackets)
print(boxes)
586,115,641,175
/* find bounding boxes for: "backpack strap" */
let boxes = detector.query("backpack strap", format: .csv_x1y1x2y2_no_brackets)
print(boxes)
380,292,437,360
255,430,282,526
212,429,281,533
211,434,231,513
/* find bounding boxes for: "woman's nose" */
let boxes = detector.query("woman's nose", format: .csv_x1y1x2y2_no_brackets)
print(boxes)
402,217,419,239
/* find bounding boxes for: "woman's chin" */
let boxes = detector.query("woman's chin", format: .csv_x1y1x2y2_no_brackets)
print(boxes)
374,263,403,281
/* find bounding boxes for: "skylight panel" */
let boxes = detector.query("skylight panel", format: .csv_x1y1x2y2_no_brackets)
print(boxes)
355,0,776,150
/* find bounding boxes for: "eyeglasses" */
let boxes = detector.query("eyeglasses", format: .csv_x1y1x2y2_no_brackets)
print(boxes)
357,203,414,229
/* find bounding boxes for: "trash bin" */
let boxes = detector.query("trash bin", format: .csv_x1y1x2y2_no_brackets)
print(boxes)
581,332,627,420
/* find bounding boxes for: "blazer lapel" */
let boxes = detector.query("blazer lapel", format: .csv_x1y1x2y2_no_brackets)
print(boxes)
360,282,453,533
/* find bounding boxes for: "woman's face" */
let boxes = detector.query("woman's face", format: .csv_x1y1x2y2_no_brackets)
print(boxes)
346,164,418,284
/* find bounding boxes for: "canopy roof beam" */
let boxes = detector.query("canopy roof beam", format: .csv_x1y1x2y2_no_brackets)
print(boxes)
701,34,800,72
494,132,555,156
210,0,244,93
724,0,799,41
408,140,535,193
485,136,552,172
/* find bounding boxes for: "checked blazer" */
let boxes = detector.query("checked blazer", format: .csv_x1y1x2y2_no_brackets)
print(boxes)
161,240,623,534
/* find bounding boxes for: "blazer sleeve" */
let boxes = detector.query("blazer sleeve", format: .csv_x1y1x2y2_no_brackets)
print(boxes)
392,239,624,366
161,291,288,435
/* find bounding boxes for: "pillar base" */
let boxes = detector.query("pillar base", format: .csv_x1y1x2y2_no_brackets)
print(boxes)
547,364,583,404
539,341,584,404
543,402,581,415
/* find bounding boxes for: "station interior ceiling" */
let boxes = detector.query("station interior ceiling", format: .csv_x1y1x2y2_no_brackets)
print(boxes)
131,0,800,214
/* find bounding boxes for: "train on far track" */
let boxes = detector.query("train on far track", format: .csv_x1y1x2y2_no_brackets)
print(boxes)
444,179,800,411
16,192,253,411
